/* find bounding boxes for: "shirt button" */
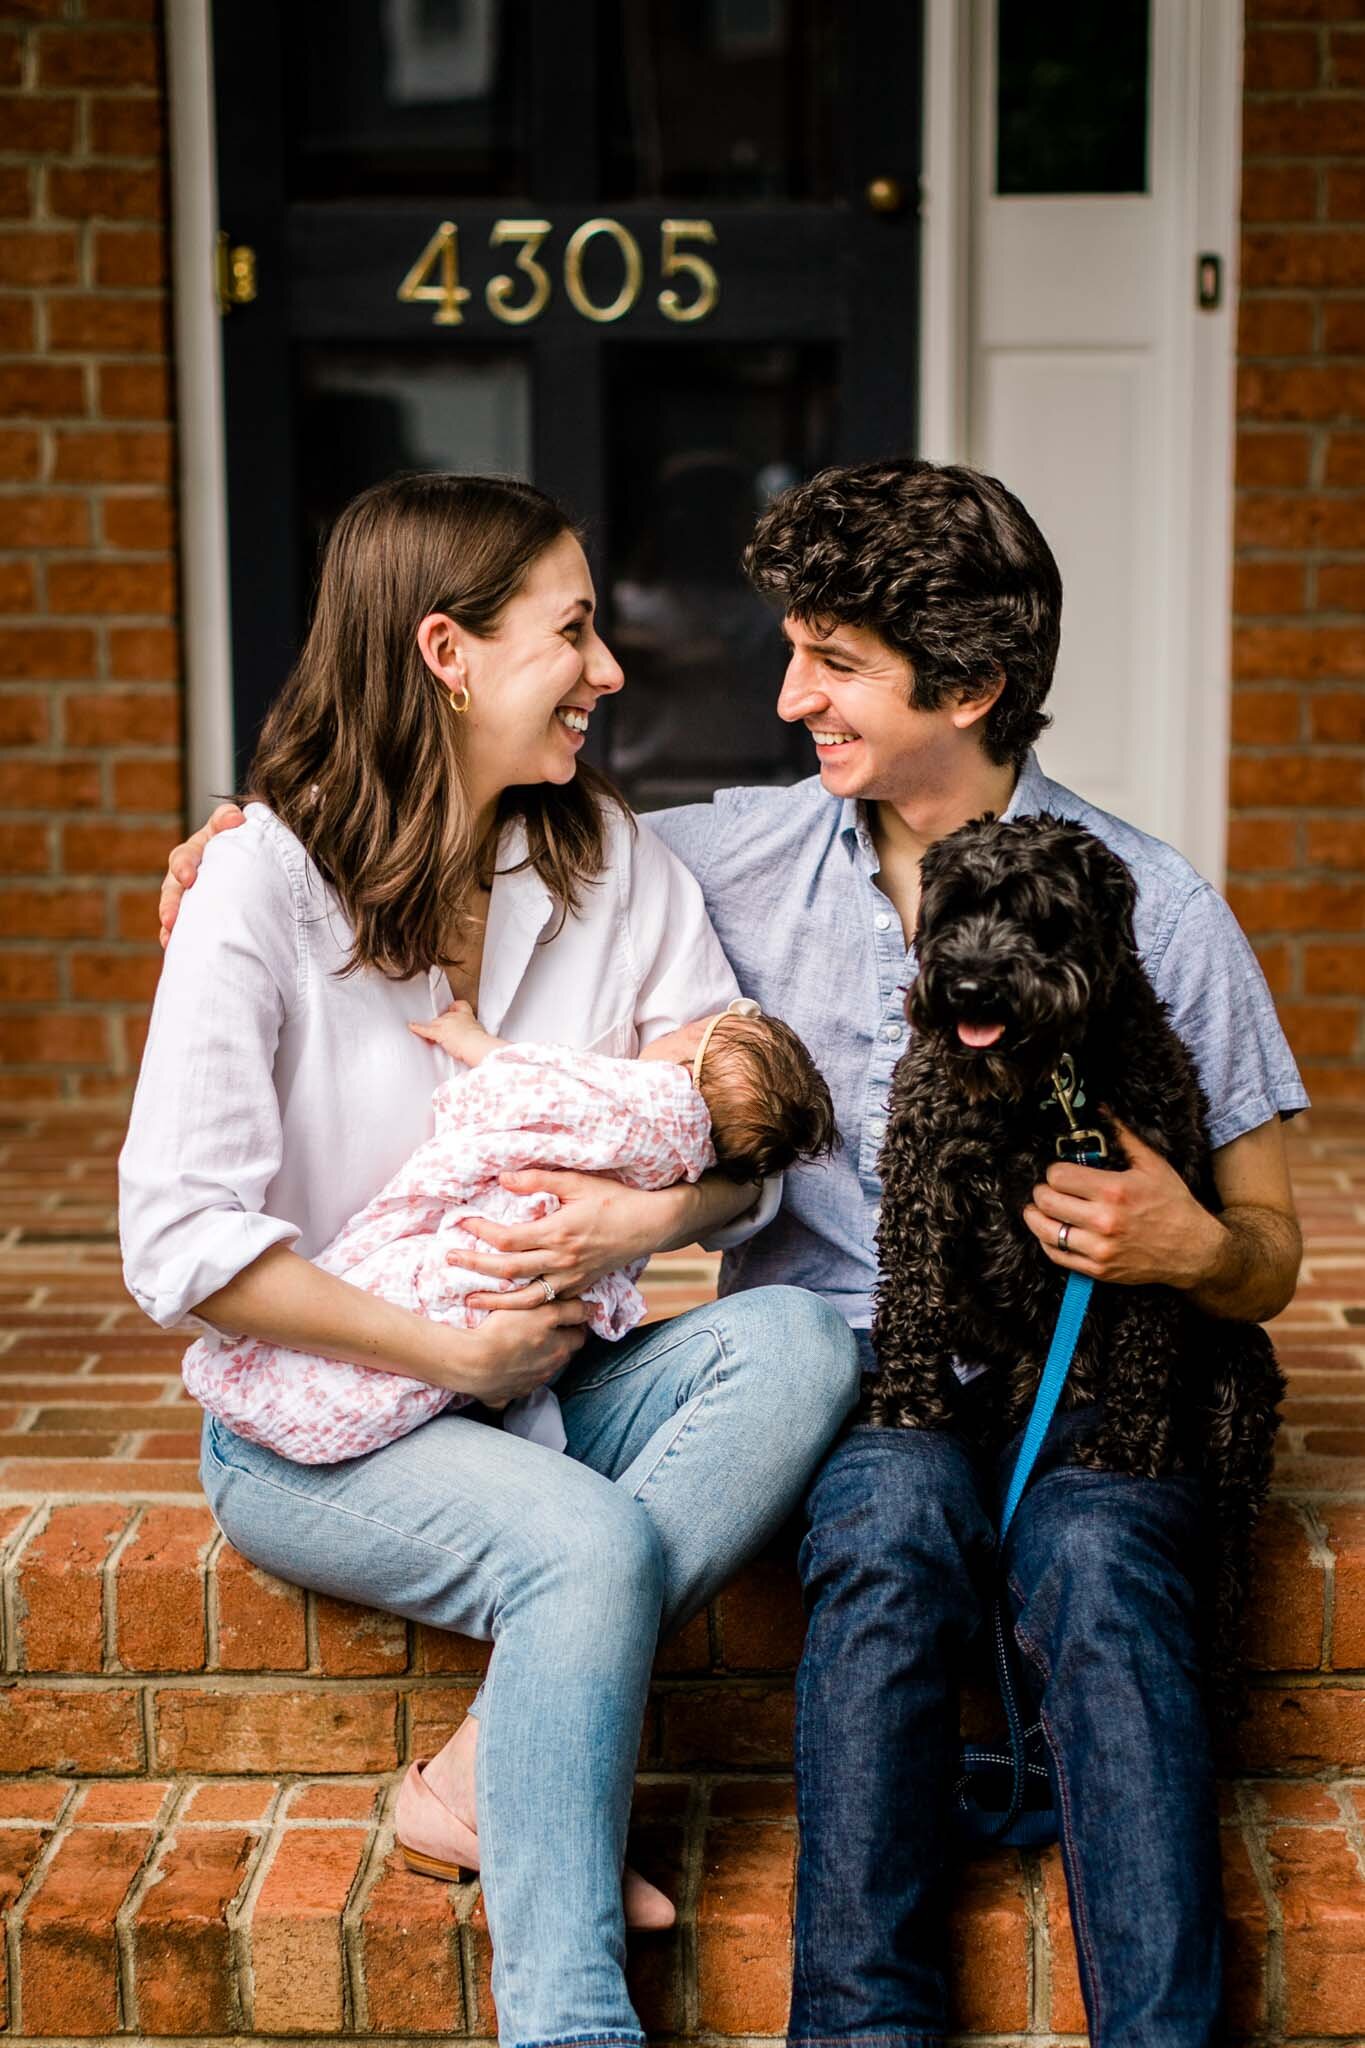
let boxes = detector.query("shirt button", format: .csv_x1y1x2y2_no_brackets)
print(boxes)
868,1118,886,1139
882,1022,903,1043
875,911,893,931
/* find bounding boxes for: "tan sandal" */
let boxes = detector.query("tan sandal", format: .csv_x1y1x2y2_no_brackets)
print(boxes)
393,1759,676,1928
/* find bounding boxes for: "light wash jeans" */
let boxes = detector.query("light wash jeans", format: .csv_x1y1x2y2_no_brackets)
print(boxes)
199,1285,859,2048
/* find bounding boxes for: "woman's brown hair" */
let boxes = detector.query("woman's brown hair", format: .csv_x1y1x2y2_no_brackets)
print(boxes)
247,472,627,979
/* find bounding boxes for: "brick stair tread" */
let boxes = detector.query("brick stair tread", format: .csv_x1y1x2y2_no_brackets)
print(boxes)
0,1495,1362,1778
0,1772,1361,2039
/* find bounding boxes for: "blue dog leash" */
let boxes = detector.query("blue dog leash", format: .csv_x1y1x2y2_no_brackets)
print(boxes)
957,1065,1107,1841
998,1268,1095,1540
1002,1055,1107,1543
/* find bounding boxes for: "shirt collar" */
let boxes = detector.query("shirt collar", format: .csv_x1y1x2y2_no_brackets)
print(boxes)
999,749,1050,822
835,748,1048,863
837,795,878,872
477,816,555,1035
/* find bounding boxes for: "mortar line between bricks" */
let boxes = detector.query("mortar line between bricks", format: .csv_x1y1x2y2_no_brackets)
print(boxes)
6,1790,80,2039
678,1774,708,2038
0,1500,44,1675
457,1899,483,2037
339,1780,394,2035
1301,1499,1338,1671
102,1498,144,1672
1336,1773,1365,1885
1019,1849,1048,2034
305,1583,321,1673
1234,1782,1286,2039
114,1780,188,2035
203,1524,224,1670
225,1781,290,2033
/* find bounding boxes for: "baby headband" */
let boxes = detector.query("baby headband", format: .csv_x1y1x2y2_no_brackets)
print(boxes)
693,997,763,1089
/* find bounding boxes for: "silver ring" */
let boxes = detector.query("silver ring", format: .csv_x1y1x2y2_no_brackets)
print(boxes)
1058,1223,1071,1254
536,1275,557,1305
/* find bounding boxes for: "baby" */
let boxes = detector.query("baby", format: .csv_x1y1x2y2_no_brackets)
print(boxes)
182,998,834,1463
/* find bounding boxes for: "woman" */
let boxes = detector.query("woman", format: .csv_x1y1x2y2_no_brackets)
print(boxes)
120,473,859,2048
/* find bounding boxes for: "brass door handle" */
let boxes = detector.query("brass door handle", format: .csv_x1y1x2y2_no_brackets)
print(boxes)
216,231,257,314
864,176,906,216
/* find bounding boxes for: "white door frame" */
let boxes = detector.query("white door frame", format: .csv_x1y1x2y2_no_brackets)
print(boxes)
166,0,235,820
917,0,1243,885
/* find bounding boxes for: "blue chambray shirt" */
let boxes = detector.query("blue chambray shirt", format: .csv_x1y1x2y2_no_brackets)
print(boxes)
649,750,1309,1330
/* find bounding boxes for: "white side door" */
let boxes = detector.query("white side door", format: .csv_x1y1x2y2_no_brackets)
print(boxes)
921,0,1240,879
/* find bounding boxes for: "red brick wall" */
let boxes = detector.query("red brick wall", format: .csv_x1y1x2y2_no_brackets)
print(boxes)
1,6,1364,1105
1231,5,1365,1107
0,0,179,1105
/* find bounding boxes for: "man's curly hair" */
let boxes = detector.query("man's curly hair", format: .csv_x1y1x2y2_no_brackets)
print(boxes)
742,458,1063,769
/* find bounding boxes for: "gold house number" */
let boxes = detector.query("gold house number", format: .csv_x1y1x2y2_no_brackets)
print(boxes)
398,217,719,327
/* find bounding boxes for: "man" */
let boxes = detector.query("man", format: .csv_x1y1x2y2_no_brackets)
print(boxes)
163,461,1303,2046
650,462,1303,2048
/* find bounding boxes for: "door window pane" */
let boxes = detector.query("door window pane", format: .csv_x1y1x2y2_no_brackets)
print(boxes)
996,0,1149,196
602,343,836,807
602,0,840,201
284,0,532,201
294,347,531,591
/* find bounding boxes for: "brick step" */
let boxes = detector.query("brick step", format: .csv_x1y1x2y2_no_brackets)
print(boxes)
0,1771,1362,2040
0,1497,1362,1780
1,1513,1358,1776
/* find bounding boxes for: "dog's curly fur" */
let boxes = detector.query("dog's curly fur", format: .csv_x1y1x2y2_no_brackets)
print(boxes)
867,813,1285,1723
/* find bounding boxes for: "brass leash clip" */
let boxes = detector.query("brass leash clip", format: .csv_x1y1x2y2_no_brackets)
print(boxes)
1043,1054,1109,1164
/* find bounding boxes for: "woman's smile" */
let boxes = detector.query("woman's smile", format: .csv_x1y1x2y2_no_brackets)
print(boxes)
555,704,592,742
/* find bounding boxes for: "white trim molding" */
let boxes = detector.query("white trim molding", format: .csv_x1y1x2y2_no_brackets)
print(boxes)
1180,0,1243,889
916,0,1242,883
166,0,235,819
918,0,973,462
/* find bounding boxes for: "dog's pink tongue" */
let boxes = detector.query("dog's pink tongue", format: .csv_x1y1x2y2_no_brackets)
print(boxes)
957,1020,1005,1049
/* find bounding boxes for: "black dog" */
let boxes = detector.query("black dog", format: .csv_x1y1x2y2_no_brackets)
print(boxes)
867,813,1285,1721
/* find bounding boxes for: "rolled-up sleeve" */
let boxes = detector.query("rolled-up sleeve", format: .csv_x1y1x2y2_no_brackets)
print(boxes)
625,817,782,1249
1151,883,1311,1152
118,827,304,1329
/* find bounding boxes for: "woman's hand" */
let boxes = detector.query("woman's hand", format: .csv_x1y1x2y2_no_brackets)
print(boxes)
452,1298,592,1407
159,802,246,948
459,1169,696,1309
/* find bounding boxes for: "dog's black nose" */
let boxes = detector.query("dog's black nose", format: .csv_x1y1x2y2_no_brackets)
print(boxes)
948,975,999,1010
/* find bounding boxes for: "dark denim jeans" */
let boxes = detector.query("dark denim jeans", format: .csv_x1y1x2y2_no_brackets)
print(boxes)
789,1341,1223,2048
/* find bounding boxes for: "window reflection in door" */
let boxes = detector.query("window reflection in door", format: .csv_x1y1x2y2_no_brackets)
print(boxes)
604,343,837,807
996,0,1149,196
283,0,530,200
602,0,840,201
294,347,530,596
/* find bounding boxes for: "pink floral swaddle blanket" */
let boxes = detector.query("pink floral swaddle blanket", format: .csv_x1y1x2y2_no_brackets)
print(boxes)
182,1043,716,1464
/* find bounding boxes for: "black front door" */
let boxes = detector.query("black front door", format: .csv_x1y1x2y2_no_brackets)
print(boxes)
213,0,922,804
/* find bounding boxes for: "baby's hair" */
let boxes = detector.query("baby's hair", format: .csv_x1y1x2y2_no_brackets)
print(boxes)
697,1013,836,1182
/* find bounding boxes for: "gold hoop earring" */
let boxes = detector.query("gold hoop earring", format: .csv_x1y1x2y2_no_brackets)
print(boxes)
447,685,471,715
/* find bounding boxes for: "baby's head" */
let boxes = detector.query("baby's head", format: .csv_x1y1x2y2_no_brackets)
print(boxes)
641,1000,836,1182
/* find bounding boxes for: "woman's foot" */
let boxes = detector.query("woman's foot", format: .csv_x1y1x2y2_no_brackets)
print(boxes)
397,1717,676,1931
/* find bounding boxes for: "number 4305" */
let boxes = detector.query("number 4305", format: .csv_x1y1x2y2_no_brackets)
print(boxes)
397,217,719,328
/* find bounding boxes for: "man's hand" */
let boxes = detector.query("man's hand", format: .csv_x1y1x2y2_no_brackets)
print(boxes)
459,1168,751,1310
1023,1115,1301,1322
159,801,245,948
